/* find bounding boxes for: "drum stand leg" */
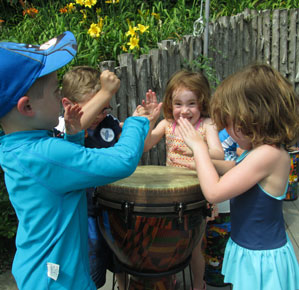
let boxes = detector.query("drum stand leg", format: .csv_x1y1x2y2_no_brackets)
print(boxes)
182,267,187,290
112,272,115,290
188,262,194,290
112,273,128,290
112,272,129,290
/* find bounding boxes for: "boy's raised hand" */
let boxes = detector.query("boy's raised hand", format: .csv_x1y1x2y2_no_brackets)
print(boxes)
100,70,120,96
64,104,84,135
133,103,163,123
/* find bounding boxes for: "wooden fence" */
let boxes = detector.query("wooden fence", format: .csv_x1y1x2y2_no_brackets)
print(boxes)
98,8,299,166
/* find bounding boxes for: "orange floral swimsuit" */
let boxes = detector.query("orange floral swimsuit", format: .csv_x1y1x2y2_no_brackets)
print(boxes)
165,119,206,168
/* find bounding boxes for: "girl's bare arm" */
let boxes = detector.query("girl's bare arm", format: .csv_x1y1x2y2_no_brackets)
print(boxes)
178,117,280,203
143,119,168,152
204,118,224,160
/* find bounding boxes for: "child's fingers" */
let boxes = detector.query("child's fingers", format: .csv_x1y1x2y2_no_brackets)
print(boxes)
71,104,82,115
169,157,195,170
178,117,195,135
146,90,157,104
177,118,188,136
64,104,72,114
133,105,143,116
146,90,151,103
172,145,192,156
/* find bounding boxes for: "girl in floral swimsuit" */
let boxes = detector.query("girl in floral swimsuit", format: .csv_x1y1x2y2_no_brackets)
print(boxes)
143,70,224,290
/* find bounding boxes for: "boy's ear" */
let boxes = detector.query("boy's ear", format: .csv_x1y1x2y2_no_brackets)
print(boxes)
61,97,73,109
17,96,35,117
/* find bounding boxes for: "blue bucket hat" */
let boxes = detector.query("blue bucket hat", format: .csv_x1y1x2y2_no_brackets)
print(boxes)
0,31,77,118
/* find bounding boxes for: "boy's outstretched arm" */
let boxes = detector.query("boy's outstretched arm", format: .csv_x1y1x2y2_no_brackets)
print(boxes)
133,103,163,124
80,70,120,129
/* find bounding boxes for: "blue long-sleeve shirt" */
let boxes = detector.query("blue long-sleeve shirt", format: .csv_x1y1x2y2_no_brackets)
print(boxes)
0,116,149,290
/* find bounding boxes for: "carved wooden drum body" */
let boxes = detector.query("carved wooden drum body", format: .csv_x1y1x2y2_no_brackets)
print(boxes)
96,166,206,289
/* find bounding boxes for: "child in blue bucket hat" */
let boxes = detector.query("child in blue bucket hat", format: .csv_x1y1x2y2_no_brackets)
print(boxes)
0,31,160,290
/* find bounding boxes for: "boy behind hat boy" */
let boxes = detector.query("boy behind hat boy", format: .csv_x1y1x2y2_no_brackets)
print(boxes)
0,31,159,290
58,66,126,290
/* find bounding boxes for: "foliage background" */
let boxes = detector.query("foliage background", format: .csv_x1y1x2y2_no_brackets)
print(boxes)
0,0,298,240
1,0,298,79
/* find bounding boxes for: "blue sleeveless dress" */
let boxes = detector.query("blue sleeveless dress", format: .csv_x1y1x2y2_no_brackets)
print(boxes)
221,151,299,290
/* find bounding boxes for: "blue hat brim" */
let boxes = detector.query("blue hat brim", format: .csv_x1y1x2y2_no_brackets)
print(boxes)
0,31,77,118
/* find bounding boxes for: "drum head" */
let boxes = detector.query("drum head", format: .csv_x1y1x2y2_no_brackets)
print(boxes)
97,165,204,204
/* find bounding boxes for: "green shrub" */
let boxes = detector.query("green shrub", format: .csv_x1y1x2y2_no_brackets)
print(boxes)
1,0,298,79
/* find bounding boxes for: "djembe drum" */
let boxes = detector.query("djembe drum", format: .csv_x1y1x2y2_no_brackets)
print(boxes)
96,165,207,290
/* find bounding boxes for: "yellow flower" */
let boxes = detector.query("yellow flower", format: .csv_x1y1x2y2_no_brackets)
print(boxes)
105,0,119,3
97,17,104,30
127,36,139,50
88,23,101,38
96,7,101,14
76,0,85,5
121,45,128,52
80,9,87,19
125,25,137,37
84,0,97,8
67,3,75,10
137,24,149,34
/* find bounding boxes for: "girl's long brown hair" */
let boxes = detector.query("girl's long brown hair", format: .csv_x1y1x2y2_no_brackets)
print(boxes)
211,64,299,147
163,70,211,120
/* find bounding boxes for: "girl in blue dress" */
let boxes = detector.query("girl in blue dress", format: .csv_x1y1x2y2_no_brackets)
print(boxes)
177,63,299,290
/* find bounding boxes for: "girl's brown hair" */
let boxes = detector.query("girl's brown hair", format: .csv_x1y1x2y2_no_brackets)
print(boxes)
163,70,211,120
211,63,299,147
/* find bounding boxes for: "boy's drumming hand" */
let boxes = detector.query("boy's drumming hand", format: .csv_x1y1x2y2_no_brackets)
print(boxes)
100,70,120,96
64,104,84,135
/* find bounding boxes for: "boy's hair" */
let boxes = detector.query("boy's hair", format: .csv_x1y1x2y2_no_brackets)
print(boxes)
211,63,299,147
62,66,101,103
25,73,53,100
0,31,77,118
163,70,211,121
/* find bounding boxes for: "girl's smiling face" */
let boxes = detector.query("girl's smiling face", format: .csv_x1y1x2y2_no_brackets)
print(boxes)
172,88,201,126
